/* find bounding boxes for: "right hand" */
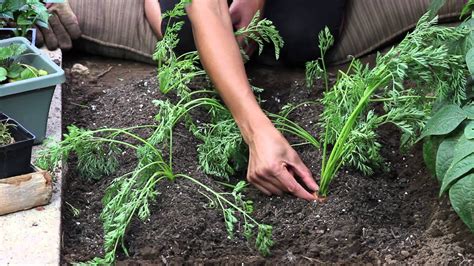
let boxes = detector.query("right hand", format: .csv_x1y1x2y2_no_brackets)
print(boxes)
246,123,319,201
36,0,81,51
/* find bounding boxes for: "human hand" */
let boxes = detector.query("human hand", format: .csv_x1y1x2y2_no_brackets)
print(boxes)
229,0,265,56
246,125,319,201
36,0,81,51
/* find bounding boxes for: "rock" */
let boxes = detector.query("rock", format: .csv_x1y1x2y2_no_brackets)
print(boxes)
71,63,90,76
401,250,410,257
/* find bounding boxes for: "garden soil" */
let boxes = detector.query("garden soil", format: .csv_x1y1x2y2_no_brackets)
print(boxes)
60,55,473,265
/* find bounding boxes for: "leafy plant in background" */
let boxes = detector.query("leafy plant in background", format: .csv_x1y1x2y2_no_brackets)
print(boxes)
0,0,49,37
234,10,284,61
422,104,474,232
0,43,47,83
305,26,334,91
310,14,469,197
419,0,474,232
0,119,14,146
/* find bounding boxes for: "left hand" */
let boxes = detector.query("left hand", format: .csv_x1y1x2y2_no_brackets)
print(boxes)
37,1,81,51
229,0,265,56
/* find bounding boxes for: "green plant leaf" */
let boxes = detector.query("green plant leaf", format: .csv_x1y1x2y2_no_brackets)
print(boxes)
0,67,7,82
423,136,442,176
7,64,23,79
464,104,474,119
461,0,474,19
467,48,474,76
452,134,474,167
20,67,37,80
419,105,467,139
436,135,459,182
449,174,474,232
465,121,474,139
440,153,474,195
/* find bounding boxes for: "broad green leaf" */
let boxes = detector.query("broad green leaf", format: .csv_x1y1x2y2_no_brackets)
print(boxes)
464,104,474,119
19,68,37,80
0,67,7,82
440,153,474,195
419,105,467,139
467,48,474,76
436,135,460,182
423,136,440,176
465,121,474,139
452,134,474,166
449,174,474,232
7,64,23,79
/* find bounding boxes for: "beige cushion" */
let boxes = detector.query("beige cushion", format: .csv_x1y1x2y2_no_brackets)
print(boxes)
328,0,465,65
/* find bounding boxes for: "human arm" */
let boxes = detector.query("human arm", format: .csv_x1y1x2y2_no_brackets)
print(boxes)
186,0,318,200
144,0,163,39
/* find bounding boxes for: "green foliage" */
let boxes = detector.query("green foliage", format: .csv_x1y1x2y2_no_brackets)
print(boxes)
421,102,474,232
195,117,248,178
461,0,474,19
318,14,469,197
0,43,47,83
0,0,50,36
419,104,467,139
0,119,14,146
36,125,121,178
305,27,334,90
449,174,474,231
234,10,284,60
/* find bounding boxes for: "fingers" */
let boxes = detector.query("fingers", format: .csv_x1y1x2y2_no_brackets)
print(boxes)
290,156,319,192
247,171,284,196
274,167,317,201
49,13,73,50
50,3,81,39
39,24,59,50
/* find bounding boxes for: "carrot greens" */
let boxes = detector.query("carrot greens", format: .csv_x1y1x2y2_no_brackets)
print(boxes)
311,14,469,197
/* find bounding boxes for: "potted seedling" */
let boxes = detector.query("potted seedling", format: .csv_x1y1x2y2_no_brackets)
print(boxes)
0,0,50,44
0,37,65,143
0,112,35,179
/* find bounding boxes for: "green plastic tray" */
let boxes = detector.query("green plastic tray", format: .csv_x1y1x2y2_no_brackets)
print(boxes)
0,37,65,143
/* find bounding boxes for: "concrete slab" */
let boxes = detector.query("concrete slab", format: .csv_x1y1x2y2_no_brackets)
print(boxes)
0,49,63,266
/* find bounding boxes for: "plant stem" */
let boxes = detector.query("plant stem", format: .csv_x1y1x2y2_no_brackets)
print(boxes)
319,69,392,196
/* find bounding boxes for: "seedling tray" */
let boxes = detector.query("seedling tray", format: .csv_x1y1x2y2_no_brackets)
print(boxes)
0,37,65,144
0,113,36,179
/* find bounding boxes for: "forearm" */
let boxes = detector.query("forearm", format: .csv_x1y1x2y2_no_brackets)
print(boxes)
144,0,163,38
187,0,272,144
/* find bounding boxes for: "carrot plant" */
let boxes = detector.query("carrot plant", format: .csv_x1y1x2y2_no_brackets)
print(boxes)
305,26,334,91
308,14,469,197
37,122,274,264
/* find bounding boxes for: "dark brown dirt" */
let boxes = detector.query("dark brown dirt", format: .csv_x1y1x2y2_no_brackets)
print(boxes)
60,55,474,265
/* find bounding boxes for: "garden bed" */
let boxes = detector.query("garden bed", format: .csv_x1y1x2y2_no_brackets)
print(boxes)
60,56,473,264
